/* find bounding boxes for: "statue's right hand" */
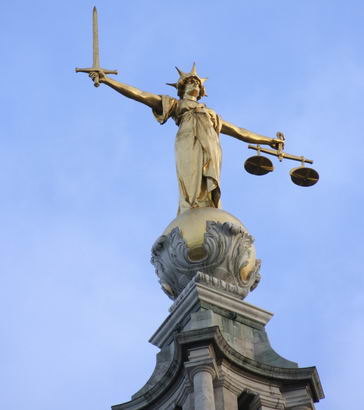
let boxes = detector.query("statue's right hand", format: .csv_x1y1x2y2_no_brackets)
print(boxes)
89,70,106,87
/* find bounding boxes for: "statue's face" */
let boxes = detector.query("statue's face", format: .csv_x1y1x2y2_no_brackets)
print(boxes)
184,77,200,98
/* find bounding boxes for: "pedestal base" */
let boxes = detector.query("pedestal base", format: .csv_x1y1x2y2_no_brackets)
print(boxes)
113,273,324,409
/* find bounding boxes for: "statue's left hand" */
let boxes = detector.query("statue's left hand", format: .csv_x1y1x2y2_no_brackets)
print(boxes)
270,138,284,150
270,132,285,150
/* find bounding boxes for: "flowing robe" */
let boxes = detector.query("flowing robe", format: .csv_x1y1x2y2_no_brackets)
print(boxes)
153,96,222,214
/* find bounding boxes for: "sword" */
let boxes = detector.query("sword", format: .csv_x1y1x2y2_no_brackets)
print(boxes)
75,7,118,87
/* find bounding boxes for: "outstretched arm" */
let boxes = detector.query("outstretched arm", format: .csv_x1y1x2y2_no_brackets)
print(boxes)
90,71,162,113
221,119,283,149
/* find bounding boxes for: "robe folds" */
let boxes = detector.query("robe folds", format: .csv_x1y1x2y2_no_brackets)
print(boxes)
153,96,222,214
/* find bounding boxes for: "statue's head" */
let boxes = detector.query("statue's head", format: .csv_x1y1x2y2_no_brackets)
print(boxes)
167,63,207,100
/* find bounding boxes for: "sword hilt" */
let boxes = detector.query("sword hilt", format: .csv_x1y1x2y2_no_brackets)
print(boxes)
75,67,118,87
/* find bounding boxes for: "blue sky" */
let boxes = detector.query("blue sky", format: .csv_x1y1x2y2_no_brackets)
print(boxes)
1,1,363,409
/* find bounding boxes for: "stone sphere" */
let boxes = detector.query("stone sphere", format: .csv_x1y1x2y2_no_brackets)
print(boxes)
152,207,260,300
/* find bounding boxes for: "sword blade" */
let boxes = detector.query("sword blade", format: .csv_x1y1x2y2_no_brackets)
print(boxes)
93,6,100,68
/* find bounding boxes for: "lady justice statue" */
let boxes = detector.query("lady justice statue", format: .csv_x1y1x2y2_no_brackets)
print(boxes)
76,13,325,409
75,8,294,300
86,63,279,299
89,64,282,215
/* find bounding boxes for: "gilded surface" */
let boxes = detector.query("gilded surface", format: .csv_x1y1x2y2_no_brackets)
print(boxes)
163,208,244,248
152,208,260,299
76,9,319,212
88,64,282,214
162,207,257,281
76,13,282,213
153,96,222,213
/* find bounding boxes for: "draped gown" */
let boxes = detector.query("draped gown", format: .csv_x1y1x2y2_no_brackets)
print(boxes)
153,95,223,215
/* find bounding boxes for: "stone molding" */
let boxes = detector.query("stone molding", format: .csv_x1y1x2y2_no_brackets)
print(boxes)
185,362,218,382
151,221,261,300
169,272,261,313
113,325,323,409
214,373,243,397
150,275,273,349
184,345,218,382
114,271,323,409
176,327,324,403
283,386,315,409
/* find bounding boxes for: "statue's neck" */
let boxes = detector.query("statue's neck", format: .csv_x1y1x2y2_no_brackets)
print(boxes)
182,92,198,101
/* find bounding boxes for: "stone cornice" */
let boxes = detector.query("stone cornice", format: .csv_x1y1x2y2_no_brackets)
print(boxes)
176,326,324,402
150,274,273,348
113,325,323,409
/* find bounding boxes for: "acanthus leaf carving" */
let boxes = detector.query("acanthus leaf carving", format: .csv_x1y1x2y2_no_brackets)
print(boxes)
151,221,261,300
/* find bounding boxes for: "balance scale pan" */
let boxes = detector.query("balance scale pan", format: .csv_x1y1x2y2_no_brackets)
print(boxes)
244,155,274,176
290,166,319,187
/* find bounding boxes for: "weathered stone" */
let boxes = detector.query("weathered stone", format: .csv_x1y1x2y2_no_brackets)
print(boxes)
112,275,324,409
151,208,261,300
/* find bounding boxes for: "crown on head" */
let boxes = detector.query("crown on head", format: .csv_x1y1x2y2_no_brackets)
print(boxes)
166,63,207,100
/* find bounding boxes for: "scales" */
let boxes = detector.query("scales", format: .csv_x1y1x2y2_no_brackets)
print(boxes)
244,133,319,187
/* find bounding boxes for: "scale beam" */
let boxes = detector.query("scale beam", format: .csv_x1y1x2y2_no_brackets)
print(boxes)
245,140,319,186
248,144,314,165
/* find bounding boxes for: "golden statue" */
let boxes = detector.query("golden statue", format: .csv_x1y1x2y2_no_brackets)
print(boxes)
77,8,318,216
76,7,319,303
88,63,283,214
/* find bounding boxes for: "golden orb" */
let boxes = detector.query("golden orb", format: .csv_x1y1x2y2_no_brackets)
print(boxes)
163,207,257,281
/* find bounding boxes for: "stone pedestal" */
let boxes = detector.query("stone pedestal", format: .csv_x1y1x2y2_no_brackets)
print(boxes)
112,273,324,409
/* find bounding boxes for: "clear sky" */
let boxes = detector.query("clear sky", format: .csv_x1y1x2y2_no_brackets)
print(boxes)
1,1,363,409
